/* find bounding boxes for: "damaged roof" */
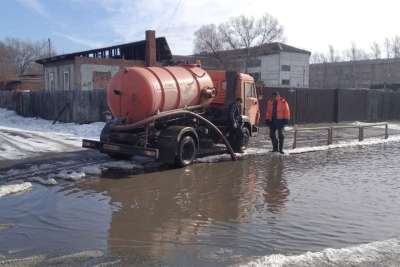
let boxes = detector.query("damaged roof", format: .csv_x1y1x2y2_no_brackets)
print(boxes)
36,37,172,64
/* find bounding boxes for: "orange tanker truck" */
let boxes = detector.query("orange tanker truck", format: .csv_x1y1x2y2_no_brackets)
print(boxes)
82,64,260,167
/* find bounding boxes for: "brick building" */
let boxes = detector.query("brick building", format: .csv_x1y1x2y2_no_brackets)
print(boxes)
0,74,44,92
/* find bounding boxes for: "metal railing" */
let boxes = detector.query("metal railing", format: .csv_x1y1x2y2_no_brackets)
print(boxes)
291,122,389,149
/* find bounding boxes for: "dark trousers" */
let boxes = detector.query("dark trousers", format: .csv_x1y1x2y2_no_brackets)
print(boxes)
269,125,284,152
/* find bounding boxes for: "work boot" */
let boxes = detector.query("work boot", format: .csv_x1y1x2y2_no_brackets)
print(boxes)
278,140,284,154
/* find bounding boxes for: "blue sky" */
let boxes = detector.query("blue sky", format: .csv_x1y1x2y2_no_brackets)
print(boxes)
1,0,399,56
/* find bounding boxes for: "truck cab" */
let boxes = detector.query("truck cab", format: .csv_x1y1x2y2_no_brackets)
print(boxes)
207,70,260,132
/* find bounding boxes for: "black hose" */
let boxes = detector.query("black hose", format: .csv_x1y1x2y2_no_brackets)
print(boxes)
112,109,237,161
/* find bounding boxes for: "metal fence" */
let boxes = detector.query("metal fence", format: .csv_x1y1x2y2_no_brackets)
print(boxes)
291,122,389,149
260,87,400,124
1,87,400,124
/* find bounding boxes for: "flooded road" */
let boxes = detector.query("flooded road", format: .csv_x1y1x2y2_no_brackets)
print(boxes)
1,140,400,266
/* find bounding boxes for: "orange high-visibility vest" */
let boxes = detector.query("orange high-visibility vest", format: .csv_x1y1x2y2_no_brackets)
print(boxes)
265,96,290,121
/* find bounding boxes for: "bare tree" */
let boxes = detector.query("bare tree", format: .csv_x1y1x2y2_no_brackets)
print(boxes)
370,41,381,59
194,24,225,66
218,14,284,71
328,45,342,62
0,38,54,82
348,42,358,61
346,42,369,61
392,36,400,58
310,52,328,64
384,38,392,59
193,13,284,71
257,14,284,45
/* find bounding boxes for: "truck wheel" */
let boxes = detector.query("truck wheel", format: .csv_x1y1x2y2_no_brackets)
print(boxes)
176,135,197,167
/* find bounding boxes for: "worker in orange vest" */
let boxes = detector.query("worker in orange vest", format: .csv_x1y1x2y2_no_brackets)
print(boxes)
265,91,290,154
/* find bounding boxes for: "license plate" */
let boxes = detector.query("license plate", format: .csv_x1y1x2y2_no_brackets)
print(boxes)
103,144,120,151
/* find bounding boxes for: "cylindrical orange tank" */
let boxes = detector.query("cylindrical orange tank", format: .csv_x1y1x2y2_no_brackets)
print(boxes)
107,65,215,124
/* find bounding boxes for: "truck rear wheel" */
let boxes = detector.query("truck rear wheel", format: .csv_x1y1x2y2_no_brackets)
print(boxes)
176,135,197,167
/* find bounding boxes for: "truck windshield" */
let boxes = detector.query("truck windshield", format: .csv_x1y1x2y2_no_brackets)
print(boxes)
244,82,256,98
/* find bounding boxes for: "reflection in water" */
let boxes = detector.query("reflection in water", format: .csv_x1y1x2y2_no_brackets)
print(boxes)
263,156,289,214
3,142,400,266
83,159,258,264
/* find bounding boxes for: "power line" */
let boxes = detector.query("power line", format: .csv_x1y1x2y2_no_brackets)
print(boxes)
163,0,183,33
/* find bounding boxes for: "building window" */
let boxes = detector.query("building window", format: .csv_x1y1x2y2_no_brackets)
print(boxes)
281,79,290,86
63,71,70,90
49,72,55,90
281,65,291,71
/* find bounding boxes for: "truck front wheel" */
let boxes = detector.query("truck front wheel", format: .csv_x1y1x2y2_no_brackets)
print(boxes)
176,135,197,167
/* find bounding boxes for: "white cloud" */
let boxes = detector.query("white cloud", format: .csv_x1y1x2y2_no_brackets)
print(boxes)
54,32,105,49
16,0,48,17
85,0,400,55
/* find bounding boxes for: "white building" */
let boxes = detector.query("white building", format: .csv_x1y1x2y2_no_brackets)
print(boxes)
247,44,310,88
182,43,311,88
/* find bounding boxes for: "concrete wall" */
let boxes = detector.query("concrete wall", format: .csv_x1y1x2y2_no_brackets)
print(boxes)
280,52,310,88
310,58,400,89
249,54,279,86
80,64,120,90
248,52,310,88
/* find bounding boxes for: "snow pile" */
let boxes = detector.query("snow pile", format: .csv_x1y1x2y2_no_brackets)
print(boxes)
80,165,103,176
240,238,400,267
54,170,86,181
0,108,104,139
0,182,32,198
28,176,58,186
101,161,144,171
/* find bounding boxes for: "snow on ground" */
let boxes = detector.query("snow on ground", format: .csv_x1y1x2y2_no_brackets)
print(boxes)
0,108,104,139
0,108,104,160
28,176,58,186
240,238,400,267
0,182,32,198
197,135,400,163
